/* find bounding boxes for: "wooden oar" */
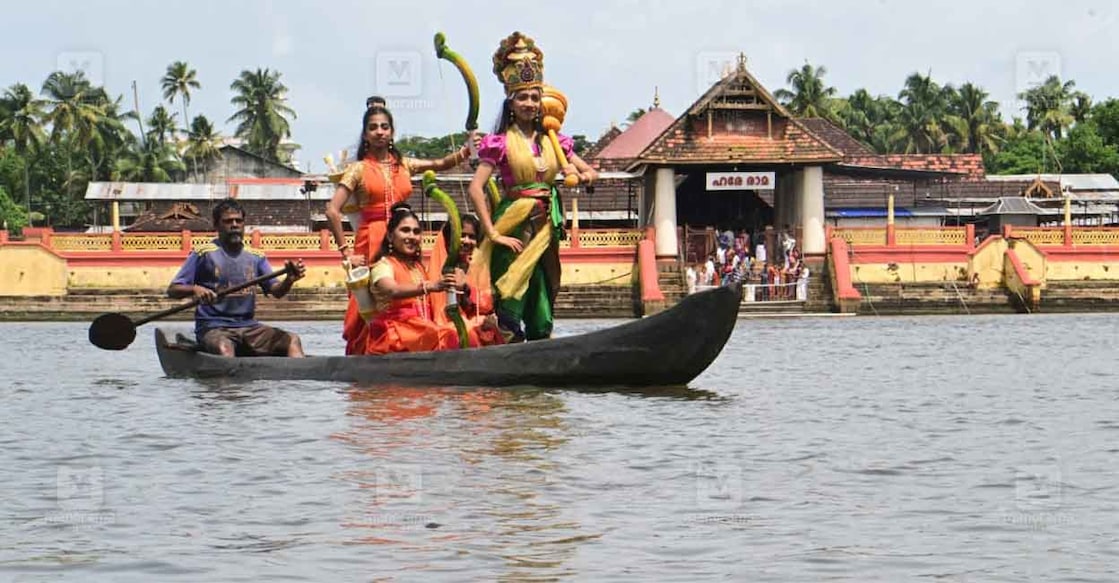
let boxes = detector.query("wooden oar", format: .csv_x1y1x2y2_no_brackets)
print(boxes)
88,266,292,351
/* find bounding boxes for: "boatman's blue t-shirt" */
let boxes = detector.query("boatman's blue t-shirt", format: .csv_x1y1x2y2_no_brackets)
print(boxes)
171,239,277,336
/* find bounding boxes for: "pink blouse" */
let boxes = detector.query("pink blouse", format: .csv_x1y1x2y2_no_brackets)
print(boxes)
477,133,575,187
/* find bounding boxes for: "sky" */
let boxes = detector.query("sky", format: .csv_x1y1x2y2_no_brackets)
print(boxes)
3,0,1117,173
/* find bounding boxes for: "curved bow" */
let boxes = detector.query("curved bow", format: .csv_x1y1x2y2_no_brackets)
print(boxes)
434,32,480,165
422,170,469,349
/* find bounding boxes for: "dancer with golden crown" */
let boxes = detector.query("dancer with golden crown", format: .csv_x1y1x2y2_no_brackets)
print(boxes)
467,31,598,342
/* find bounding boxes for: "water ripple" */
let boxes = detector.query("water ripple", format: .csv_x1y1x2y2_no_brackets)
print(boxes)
3,316,1119,580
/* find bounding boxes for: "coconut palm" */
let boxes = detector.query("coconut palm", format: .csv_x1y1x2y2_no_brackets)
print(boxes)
146,105,178,147
113,139,186,182
1019,75,1076,141
894,72,951,153
183,114,223,180
161,61,200,139
1071,92,1092,124
944,82,1004,156
228,68,296,163
774,62,838,120
0,83,47,155
40,71,104,149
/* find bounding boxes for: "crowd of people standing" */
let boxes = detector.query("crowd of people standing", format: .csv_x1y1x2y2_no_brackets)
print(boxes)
686,225,810,302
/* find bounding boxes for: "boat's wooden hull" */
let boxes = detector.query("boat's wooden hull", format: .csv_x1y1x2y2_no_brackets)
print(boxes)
155,285,740,387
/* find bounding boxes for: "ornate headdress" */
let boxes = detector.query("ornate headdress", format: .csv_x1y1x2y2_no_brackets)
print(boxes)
492,31,544,96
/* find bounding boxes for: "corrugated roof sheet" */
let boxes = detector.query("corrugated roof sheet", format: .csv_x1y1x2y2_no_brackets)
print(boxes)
978,197,1048,215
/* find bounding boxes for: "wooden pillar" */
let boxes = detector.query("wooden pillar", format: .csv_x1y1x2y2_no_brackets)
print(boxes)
0,230,8,244
111,200,120,233
111,230,122,252
966,224,975,251
319,229,331,251
251,230,263,248
181,230,193,253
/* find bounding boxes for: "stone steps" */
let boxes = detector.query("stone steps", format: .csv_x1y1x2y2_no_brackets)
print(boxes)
855,283,1017,315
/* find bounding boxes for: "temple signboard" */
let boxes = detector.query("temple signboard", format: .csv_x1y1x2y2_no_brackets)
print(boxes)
706,171,775,191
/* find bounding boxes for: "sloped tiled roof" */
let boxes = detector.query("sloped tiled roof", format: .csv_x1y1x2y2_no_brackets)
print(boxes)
631,55,842,166
595,108,676,160
797,118,875,156
842,154,986,179
583,126,623,161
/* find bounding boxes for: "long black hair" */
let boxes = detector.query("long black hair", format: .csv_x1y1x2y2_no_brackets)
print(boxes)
373,202,421,262
356,105,404,165
491,93,546,141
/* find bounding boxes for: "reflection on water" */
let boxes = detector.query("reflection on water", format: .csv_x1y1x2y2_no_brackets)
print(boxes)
5,316,1119,581
332,385,589,578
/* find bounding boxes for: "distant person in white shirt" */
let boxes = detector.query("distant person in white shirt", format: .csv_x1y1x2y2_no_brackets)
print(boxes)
686,264,698,294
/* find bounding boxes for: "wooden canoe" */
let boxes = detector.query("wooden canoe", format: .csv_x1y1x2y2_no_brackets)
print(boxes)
155,285,740,388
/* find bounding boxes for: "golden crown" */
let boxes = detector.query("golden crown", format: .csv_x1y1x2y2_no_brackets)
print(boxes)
492,31,544,96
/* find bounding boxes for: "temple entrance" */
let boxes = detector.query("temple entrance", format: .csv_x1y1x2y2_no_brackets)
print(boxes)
674,170,775,264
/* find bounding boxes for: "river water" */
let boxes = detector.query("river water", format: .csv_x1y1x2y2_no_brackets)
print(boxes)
2,314,1118,581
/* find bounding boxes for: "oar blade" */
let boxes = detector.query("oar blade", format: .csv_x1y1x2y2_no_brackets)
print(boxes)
89,313,137,351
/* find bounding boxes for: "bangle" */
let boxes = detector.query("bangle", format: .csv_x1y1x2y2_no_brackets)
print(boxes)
421,281,428,296
487,231,500,242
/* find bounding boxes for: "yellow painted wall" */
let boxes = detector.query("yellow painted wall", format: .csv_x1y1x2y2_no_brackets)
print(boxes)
56,262,636,291
0,246,68,296
967,238,1008,289
562,262,635,286
1046,262,1119,281
850,262,968,284
1006,239,1046,286
67,265,352,290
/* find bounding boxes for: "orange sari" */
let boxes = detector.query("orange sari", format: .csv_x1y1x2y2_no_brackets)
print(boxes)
427,231,504,347
342,156,414,355
365,256,495,355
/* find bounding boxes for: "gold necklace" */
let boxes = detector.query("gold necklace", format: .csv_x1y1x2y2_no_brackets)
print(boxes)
515,126,548,173
369,156,395,217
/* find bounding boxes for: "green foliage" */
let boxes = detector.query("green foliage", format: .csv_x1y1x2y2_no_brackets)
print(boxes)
0,184,28,232
987,130,1060,175
396,132,470,160
1091,99,1119,146
1058,122,1119,175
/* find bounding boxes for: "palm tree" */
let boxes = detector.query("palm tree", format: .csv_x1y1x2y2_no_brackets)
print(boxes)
146,105,178,147
40,71,104,149
0,83,47,156
774,62,838,120
1071,92,1092,124
184,114,223,180
161,61,200,140
228,68,296,163
895,72,951,153
944,82,1004,156
1019,75,1076,141
113,139,186,182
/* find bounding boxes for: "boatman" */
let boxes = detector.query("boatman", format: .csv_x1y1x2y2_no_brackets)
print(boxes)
167,198,308,357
